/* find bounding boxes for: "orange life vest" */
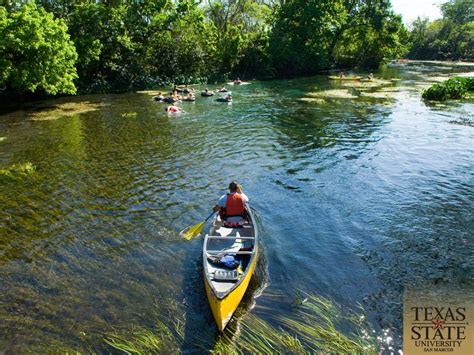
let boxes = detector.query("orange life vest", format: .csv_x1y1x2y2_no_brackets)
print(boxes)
225,193,245,218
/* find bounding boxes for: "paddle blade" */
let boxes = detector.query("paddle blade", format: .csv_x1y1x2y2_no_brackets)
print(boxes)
180,221,205,240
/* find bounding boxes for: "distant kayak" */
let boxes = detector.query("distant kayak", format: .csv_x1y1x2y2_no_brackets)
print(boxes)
328,76,362,81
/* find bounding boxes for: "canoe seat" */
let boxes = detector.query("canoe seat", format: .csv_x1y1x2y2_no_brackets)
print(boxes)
213,270,239,282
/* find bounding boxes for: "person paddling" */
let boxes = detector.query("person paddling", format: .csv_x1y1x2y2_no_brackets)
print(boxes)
213,181,249,228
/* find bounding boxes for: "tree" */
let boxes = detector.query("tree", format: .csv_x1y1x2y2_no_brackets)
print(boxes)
332,0,409,68
268,0,408,75
207,0,272,76
0,3,77,95
269,0,345,76
144,0,218,83
407,0,474,61
441,0,474,25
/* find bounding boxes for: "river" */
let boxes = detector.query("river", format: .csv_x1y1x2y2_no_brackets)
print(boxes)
1,62,473,352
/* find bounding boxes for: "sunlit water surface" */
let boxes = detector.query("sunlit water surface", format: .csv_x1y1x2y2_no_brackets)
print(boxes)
1,62,473,352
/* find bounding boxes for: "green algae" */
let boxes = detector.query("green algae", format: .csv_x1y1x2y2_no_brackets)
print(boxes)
121,112,138,118
0,162,36,181
28,101,104,121
298,97,327,104
306,89,358,99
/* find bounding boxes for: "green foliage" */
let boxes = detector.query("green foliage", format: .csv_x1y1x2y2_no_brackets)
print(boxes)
422,76,474,101
0,3,78,95
332,0,409,68
60,0,217,92
269,0,409,75
270,0,345,76
233,30,274,78
333,13,409,68
408,0,474,60
207,0,272,77
441,0,474,24
66,2,148,92
144,0,218,84
1,1,411,97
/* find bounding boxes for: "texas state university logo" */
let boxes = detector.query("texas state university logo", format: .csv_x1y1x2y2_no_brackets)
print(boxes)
404,288,473,354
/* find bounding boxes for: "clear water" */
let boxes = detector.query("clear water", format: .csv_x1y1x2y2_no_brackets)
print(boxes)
1,62,473,352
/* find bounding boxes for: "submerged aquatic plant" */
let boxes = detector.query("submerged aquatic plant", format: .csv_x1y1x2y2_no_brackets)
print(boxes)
28,101,104,121
105,319,184,354
0,162,36,180
212,294,377,354
121,112,138,118
103,293,377,353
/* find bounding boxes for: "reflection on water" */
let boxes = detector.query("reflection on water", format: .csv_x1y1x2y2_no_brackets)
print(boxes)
1,62,473,352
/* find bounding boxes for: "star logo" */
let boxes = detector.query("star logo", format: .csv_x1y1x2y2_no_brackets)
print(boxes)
431,317,445,330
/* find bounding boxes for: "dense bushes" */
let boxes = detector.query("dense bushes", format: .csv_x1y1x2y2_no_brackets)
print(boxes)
422,77,474,100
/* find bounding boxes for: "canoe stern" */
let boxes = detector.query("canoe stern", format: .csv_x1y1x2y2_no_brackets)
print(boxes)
205,254,257,331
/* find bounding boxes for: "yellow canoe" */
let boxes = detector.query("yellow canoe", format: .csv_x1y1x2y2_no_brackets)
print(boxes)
328,75,362,81
203,206,258,331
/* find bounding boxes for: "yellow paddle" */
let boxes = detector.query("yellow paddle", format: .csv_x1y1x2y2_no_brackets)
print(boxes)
180,211,216,240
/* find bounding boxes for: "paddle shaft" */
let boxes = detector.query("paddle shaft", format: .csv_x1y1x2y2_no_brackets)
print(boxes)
204,211,216,222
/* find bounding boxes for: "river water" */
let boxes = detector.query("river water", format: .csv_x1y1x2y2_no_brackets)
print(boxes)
1,62,473,352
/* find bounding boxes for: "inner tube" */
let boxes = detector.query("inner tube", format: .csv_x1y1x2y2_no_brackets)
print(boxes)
201,92,214,97
183,97,196,102
218,89,228,93
166,106,181,113
216,98,231,102
163,97,178,103
153,96,164,101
